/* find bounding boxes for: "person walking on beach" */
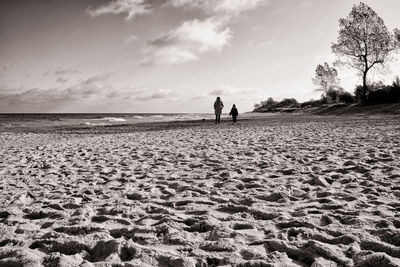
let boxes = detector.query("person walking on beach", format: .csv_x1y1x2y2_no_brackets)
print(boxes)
229,104,238,124
214,97,224,124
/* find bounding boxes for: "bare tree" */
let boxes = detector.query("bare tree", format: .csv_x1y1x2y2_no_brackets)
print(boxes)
312,62,340,95
331,2,399,102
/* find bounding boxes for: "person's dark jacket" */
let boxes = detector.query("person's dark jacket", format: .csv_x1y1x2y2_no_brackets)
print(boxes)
229,107,238,117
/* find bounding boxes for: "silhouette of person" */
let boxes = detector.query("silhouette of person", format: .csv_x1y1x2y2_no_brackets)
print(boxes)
214,97,224,124
229,104,238,123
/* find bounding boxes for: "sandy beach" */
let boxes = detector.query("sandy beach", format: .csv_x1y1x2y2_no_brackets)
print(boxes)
1,114,400,267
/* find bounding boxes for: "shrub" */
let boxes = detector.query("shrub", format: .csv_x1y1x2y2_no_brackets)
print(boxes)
367,85,400,104
338,91,354,103
354,85,365,103
277,98,299,108
300,98,327,108
325,88,354,104
354,78,400,104
326,89,341,103
254,97,300,111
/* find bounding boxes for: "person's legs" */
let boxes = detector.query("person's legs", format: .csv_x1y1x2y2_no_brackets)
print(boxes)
233,116,237,123
215,114,218,124
217,115,221,124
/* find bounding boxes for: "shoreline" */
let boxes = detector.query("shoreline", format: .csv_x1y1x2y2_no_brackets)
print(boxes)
0,112,399,134
0,112,277,134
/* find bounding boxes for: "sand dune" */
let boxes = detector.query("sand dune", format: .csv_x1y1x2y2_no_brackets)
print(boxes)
0,116,399,266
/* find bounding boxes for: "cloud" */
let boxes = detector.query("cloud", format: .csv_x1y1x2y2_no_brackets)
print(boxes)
56,77,68,83
80,72,114,86
85,1,268,65
87,0,267,20
134,89,172,100
54,68,80,75
169,0,266,15
209,85,262,96
86,0,152,20
247,39,273,48
0,88,74,108
45,67,80,76
141,0,268,65
142,17,232,65
209,89,224,96
125,34,138,43
0,73,113,106
0,72,174,111
299,0,312,9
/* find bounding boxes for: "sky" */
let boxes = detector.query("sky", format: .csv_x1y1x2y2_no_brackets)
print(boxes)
0,0,399,113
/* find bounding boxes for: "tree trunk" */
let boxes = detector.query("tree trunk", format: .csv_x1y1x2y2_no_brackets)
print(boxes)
362,70,368,104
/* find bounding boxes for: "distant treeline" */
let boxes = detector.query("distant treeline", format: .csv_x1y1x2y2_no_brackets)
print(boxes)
253,77,400,113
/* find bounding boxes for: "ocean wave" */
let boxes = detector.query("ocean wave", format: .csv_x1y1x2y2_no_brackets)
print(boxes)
83,114,205,125
175,114,200,120
103,117,126,122
85,122,107,126
90,117,127,122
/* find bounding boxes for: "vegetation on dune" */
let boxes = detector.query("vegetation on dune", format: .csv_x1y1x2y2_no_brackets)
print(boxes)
356,77,400,104
254,2,400,113
254,98,300,113
254,76,400,113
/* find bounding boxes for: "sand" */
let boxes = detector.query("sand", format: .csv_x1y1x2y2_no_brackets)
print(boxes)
0,115,399,267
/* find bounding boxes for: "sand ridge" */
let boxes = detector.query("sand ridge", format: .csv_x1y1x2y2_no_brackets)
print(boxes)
0,116,400,266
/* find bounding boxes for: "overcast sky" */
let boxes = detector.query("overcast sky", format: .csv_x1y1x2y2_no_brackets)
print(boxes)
1,0,399,113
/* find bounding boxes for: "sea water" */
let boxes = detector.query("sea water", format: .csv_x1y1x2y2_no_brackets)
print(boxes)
0,113,214,128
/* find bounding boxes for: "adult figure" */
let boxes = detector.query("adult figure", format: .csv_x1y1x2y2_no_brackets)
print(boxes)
229,104,238,123
214,97,224,124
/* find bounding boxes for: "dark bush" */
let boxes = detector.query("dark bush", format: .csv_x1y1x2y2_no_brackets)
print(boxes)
354,85,365,103
326,89,341,103
367,87,400,104
276,98,299,108
254,97,277,110
325,88,354,104
259,97,277,108
354,78,400,104
254,97,300,112
338,91,354,103
300,98,327,108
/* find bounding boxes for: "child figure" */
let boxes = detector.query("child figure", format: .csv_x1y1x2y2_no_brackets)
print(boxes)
229,104,238,123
